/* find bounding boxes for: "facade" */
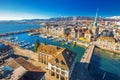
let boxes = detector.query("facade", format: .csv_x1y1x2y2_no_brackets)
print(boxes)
84,29,92,42
97,36,120,51
48,48,76,80
1,57,45,80
114,29,120,40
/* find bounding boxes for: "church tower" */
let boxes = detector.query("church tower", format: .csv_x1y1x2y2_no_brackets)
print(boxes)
92,8,99,40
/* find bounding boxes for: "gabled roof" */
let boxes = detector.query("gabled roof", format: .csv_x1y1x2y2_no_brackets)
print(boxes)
49,48,76,70
85,29,92,34
15,57,44,72
3,57,45,80
38,44,64,56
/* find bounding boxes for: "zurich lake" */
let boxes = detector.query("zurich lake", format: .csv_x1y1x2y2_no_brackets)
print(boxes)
0,23,120,80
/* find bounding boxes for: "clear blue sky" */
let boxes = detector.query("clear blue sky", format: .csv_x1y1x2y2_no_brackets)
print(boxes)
0,0,120,20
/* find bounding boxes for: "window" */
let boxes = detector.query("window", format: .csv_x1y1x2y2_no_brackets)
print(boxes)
55,58,59,63
60,60,65,65
56,69,60,73
61,71,66,76
51,67,55,71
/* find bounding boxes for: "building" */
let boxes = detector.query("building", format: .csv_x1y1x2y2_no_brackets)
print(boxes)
37,44,64,64
48,48,76,80
97,36,116,49
114,29,120,40
38,44,76,80
1,57,46,80
0,43,14,65
84,29,92,42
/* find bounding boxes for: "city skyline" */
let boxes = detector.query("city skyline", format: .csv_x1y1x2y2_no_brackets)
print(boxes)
0,0,120,20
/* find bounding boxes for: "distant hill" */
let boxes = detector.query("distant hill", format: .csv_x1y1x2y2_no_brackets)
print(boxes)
0,16,120,24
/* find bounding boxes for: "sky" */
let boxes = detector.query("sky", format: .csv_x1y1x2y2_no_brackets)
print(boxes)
0,0,120,20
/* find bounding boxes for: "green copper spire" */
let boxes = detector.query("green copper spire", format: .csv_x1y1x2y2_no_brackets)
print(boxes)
93,8,98,27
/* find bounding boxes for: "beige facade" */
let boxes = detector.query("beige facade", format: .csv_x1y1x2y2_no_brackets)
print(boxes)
97,36,120,51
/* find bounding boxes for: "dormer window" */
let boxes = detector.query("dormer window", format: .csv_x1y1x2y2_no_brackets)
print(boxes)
55,58,59,63
60,60,65,65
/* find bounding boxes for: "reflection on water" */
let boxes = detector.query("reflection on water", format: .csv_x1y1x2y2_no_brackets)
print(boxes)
89,48,120,80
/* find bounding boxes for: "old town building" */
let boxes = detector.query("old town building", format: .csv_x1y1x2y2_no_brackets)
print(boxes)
37,44,76,80
84,29,92,42
37,44,64,64
1,57,46,80
97,35,120,52
97,36,116,49
48,48,76,80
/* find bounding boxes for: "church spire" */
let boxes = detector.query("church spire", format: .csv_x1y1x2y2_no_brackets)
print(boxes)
93,8,98,27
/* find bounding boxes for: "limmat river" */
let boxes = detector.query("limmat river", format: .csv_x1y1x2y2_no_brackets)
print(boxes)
0,23,120,80
89,48,120,80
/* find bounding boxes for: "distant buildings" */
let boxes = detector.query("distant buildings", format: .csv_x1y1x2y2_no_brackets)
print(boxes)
37,44,76,80
1,57,45,80
97,36,120,51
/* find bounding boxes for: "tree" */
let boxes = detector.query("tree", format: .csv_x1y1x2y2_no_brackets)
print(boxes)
34,39,40,52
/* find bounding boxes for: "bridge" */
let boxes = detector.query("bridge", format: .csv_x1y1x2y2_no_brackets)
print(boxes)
70,43,95,80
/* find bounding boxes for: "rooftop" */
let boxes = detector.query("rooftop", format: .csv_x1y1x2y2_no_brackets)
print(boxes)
49,48,76,70
2,57,45,80
38,44,64,56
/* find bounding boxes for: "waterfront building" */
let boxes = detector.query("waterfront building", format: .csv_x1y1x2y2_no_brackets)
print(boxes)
1,57,46,80
37,44,76,80
97,36,116,49
48,48,76,80
37,44,64,64
0,43,14,65
96,34,120,52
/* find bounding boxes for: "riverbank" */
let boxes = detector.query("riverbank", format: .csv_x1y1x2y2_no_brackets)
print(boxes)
96,45,120,55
